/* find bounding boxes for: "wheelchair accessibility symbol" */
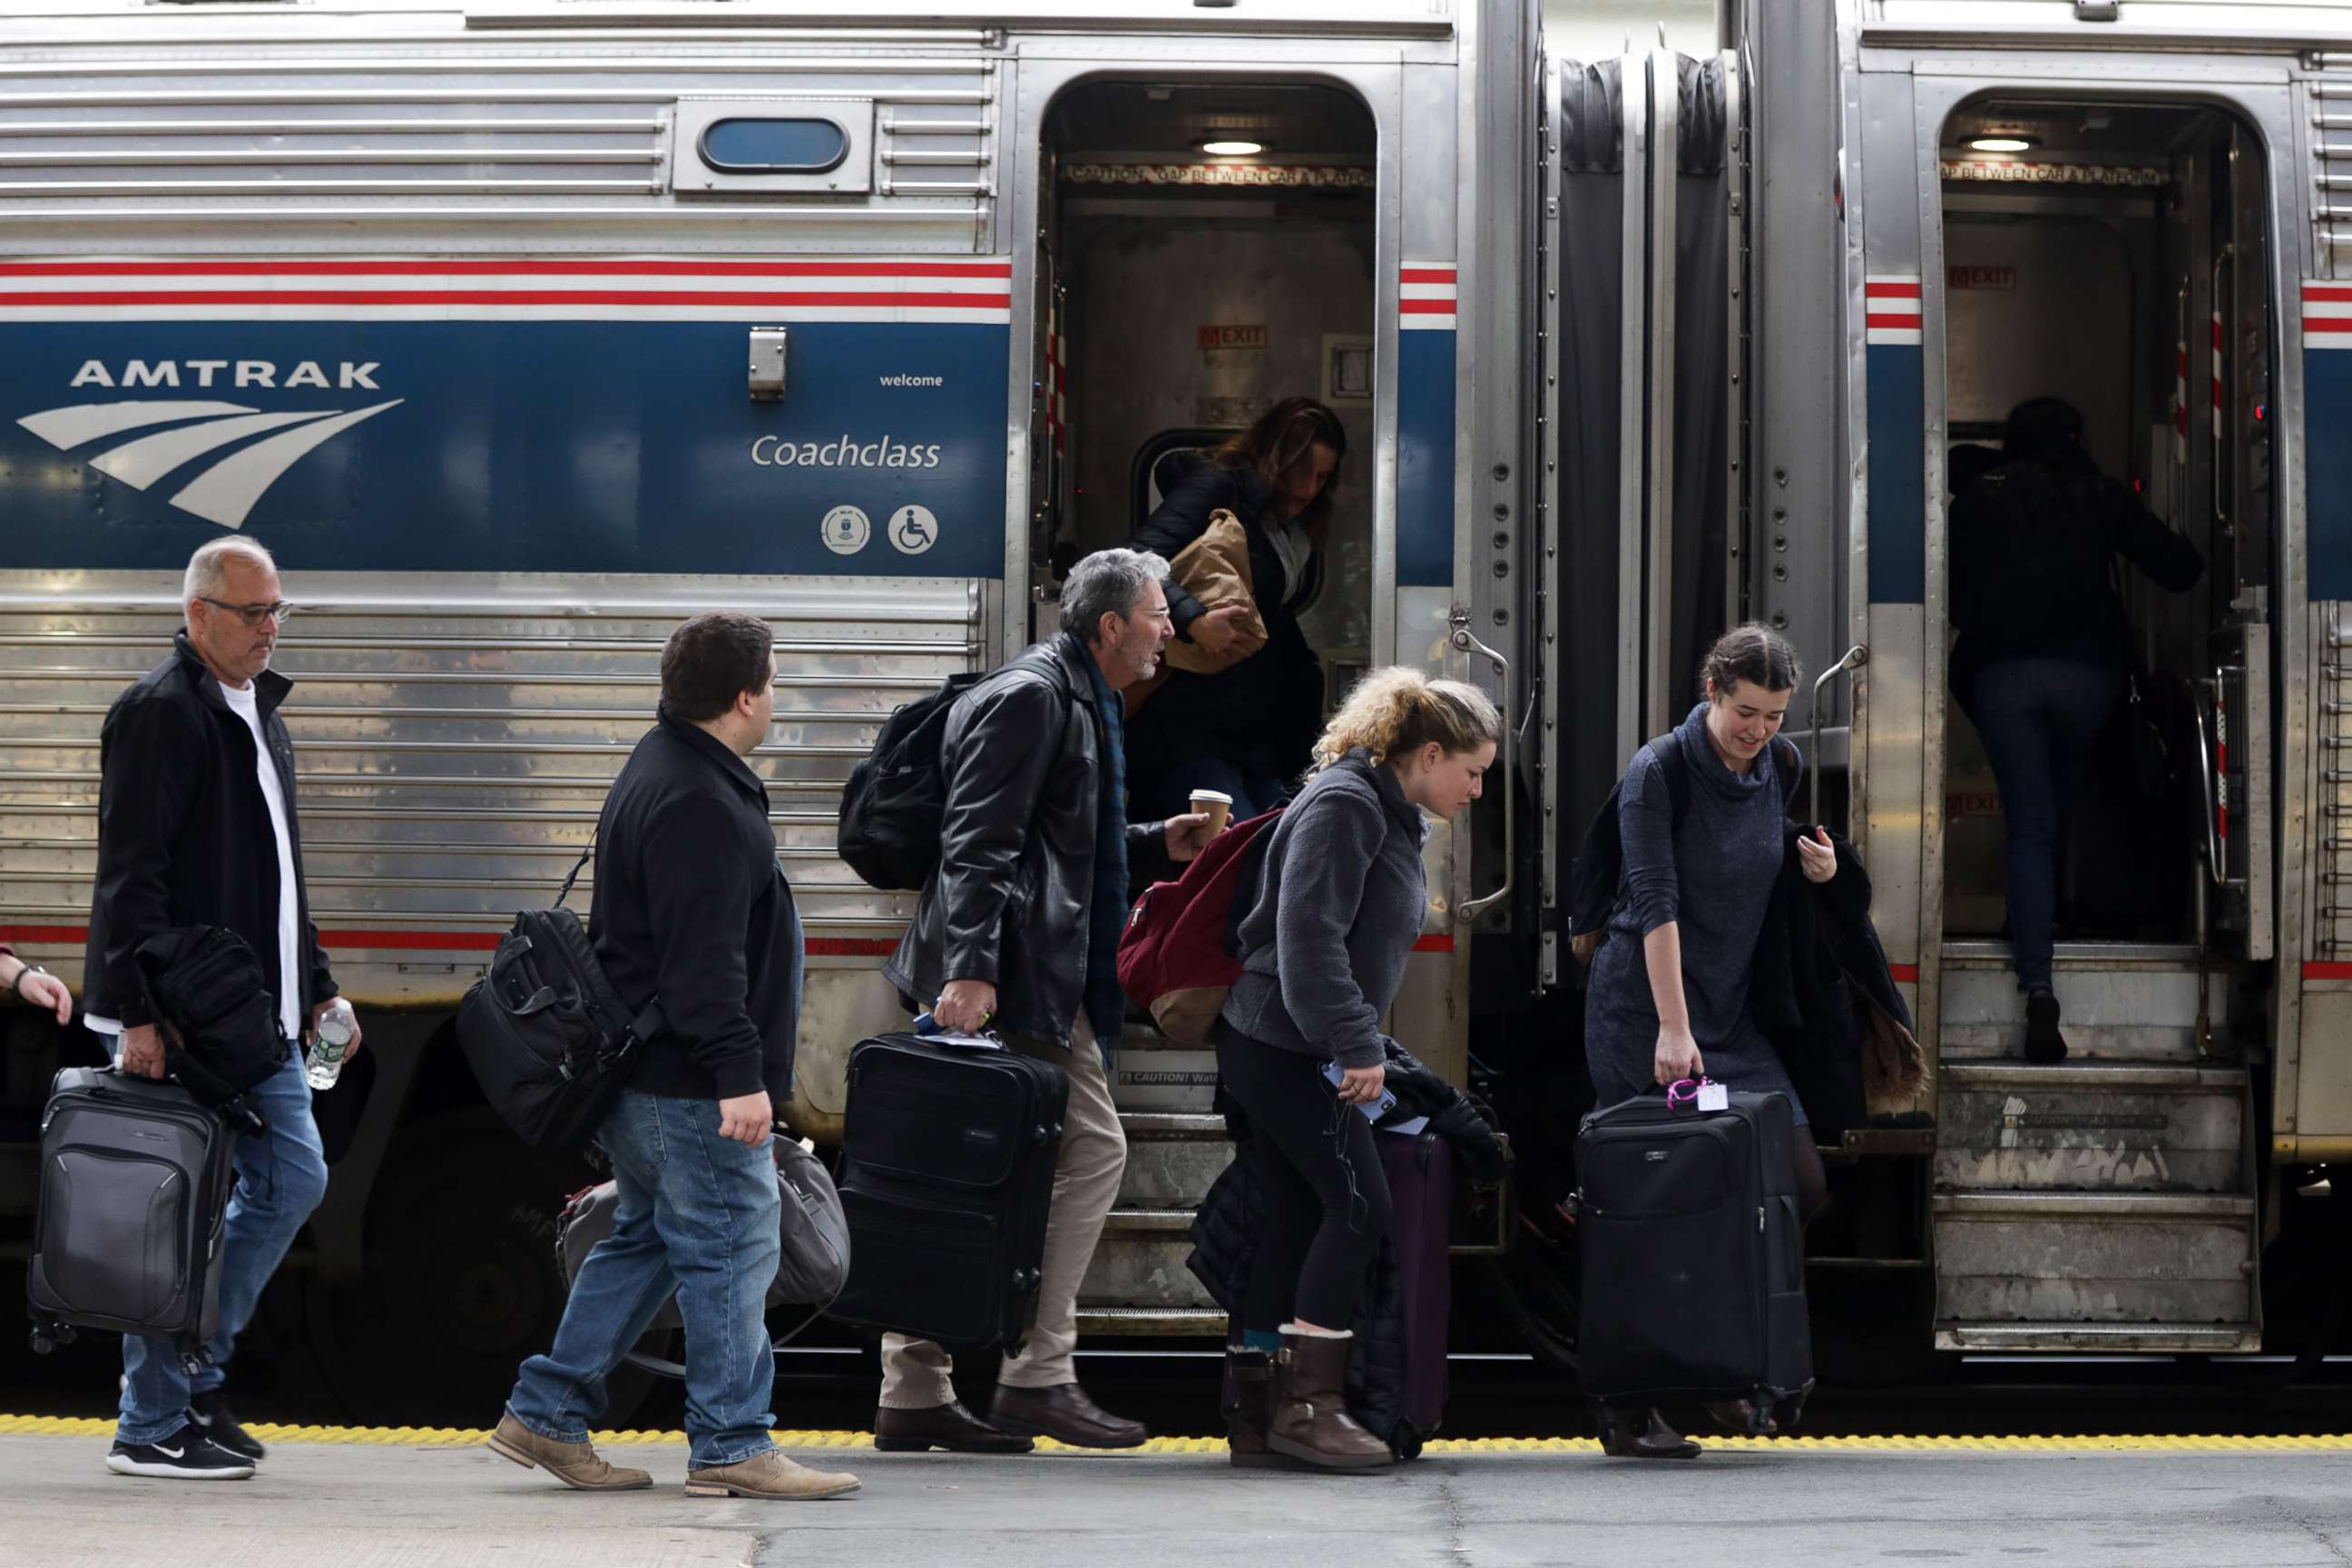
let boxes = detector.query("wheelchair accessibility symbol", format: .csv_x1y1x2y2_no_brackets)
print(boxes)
889,504,938,555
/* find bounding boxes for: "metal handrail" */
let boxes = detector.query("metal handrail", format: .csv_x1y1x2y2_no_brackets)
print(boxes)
2192,684,2227,887
1453,614,1517,921
1808,644,1867,828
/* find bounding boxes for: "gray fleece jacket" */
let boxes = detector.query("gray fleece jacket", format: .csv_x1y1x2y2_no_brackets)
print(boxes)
1219,747,1430,1070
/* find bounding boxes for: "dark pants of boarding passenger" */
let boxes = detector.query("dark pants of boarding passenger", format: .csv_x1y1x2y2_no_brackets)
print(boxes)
1960,656,2121,993
1213,1021,1391,1331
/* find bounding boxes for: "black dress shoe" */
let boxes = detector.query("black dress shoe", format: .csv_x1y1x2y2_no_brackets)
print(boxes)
988,1383,1148,1449
873,1399,1035,1454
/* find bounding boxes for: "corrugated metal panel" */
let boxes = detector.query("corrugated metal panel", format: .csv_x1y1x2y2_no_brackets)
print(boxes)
0,41,997,247
0,572,975,1005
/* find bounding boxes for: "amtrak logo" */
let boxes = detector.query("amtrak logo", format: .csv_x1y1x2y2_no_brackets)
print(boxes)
16,370,403,529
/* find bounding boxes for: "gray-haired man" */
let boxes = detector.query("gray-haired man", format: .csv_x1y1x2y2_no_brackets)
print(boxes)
877,548,1216,1452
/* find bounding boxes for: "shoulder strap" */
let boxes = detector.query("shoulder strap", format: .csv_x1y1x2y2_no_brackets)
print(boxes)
553,822,668,1053
1653,735,1693,833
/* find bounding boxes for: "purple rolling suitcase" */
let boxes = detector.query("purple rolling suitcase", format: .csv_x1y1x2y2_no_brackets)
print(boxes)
1377,1127,1454,1438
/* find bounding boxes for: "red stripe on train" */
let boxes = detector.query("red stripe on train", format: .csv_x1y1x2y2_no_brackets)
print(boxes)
0,289,1014,309
1867,313,1924,330
0,260,1014,279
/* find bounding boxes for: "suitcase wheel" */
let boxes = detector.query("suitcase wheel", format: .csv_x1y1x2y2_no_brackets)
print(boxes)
28,1329,54,1357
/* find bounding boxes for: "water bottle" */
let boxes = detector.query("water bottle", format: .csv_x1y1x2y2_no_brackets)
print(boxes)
306,998,357,1091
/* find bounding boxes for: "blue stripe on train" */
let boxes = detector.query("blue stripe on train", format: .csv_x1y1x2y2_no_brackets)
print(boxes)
0,319,1010,576
2307,348,2352,601
1396,328,1455,588
1866,342,1926,605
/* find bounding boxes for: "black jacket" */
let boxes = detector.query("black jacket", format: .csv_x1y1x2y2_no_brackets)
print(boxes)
83,632,334,1032
883,637,1169,1050
1128,449,1325,784
1749,826,1919,1142
1949,459,2204,705
593,712,800,1104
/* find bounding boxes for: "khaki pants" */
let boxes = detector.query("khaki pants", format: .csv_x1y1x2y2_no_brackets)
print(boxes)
878,1017,1127,1406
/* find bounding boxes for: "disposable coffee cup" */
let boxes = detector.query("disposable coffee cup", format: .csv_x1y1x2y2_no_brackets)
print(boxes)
1190,789,1234,836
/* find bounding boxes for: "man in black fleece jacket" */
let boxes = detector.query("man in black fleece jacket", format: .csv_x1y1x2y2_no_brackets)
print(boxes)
491,613,858,1504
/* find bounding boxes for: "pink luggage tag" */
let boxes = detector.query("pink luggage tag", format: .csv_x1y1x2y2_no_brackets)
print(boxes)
1666,1077,1730,1115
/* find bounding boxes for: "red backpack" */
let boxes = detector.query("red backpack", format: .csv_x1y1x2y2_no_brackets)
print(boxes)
1116,808,1283,1045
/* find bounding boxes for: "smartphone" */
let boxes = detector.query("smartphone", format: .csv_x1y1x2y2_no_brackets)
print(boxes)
1322,1060,1398,1122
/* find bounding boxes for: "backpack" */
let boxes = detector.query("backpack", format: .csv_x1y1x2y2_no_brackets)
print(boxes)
836,671,991,892
133,925,288,1134
456,841,665,1152
1566,731,1795,966
1116,808,1283,1045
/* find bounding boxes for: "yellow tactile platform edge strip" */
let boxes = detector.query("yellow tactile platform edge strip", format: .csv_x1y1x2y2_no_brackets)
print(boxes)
3,1416,2349,1454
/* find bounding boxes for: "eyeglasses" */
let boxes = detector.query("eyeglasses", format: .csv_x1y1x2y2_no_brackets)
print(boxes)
197,597,295,628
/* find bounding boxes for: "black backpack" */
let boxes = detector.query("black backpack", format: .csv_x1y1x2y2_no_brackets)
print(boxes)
1567,732,1794,965
134,925,288,1134
836,671,990,892
456,842,664,1152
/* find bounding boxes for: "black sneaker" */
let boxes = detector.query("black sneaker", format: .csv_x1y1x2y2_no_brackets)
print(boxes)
106,1422,256,1480
190,1391,266,1462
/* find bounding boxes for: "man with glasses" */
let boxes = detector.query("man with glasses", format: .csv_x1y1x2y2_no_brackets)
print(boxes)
82,536,354,1480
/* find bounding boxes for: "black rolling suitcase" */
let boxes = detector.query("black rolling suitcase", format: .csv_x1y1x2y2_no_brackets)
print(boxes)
1573,1089,1813,1430
27,1066,236,1371
830,1032,1067,1352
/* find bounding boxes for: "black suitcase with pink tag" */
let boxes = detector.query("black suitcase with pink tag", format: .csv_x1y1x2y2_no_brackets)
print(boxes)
1573,1089,1813,1430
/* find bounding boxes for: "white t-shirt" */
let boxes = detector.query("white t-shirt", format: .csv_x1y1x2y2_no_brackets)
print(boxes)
220,679,304,1043
93,681,303,1043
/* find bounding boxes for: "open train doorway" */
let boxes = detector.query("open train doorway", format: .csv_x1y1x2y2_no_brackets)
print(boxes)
1933,97,2275,1055
1029,78,1379,771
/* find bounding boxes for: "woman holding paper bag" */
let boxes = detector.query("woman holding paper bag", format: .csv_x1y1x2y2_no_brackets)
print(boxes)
1126,397,1347,823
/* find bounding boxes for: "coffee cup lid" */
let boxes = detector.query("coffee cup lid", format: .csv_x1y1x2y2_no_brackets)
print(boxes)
1189,789,1235,805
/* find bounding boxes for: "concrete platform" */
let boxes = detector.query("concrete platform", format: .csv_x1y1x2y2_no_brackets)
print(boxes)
4,1426,2350,1567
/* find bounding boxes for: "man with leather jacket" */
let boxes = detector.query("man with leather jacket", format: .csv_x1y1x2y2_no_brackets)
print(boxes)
877,547,1216,1453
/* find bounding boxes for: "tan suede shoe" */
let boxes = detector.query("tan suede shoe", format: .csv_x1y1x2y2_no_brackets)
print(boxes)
485,1413,652,1491
684,1449,861,1501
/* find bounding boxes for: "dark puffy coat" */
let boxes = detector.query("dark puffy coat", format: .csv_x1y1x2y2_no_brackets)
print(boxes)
83,631,335,1031
1128,450,1325,786
1749,826,1922,1142
1188,1150,1428,1459
883,634,1169,1050
1186,1044,1504,1460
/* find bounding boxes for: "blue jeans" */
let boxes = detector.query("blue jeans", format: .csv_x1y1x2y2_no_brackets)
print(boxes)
506,1090,780,1469
1963,657,2122,993
119,1048,327,1446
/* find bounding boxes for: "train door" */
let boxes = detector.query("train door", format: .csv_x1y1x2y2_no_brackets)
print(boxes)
1888,69,2299,1353
1007,52,1419,1338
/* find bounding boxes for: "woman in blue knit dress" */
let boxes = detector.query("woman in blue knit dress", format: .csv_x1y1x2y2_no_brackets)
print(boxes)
1582,623,1837,1457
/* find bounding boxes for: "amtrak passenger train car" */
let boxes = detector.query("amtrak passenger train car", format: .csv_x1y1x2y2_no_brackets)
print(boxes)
0,0,2344,1419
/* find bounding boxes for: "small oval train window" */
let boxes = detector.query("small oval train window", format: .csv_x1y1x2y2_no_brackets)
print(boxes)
699,118,850,174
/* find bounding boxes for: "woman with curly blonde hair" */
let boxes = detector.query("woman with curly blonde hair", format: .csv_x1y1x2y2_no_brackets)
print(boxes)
1212,667,1500,1470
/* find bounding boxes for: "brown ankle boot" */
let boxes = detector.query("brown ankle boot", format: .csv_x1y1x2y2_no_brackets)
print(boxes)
1221,1347,1295,1469
1267,1329,1392,1471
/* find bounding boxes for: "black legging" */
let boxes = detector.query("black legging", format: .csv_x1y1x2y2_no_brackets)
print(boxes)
1213,1022,1392,1331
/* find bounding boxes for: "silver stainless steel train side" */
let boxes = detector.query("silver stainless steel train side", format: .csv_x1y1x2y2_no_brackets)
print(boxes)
0,0,2346,1421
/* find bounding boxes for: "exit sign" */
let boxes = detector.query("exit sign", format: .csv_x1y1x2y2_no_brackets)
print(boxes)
1198,324,1269,351
1948,265,2017,291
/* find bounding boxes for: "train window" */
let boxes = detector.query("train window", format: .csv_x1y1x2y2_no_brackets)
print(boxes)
699,119,848,175
670,97,876,195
